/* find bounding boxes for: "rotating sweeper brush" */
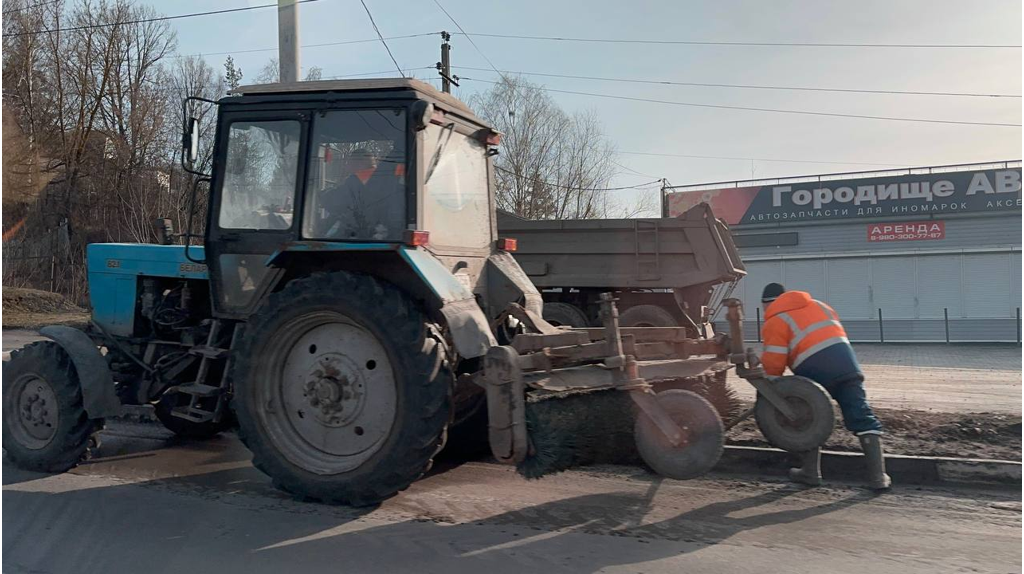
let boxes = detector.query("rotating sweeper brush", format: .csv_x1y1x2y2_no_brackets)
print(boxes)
477,296,833,480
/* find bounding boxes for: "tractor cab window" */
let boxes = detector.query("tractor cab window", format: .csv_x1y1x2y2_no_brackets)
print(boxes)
218,120,301,230
421,123,491,249
303,109,407,241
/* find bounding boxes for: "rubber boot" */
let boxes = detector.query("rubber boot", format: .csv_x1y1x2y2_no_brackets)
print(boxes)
858,433,892,491
788,449,822,486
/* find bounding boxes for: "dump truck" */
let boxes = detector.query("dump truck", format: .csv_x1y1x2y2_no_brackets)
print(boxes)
2,79,835,506
497,207,745,331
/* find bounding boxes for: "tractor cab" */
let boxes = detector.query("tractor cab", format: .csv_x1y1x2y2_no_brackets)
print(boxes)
185,79,505,324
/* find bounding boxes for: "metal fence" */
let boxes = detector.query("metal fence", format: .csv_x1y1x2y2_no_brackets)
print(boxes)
719,306,1023,344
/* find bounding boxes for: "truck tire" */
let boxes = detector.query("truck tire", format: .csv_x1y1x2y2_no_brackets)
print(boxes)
2,341,100,472
619,304,678,328
154,394,235,440
543,302,590,328
231,271,453,506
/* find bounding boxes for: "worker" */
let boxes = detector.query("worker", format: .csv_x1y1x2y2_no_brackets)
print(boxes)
760,283,891,491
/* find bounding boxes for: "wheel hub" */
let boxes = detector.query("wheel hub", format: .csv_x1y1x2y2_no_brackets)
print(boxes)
12,375,59,446
302,355,366,427
267,317,398,471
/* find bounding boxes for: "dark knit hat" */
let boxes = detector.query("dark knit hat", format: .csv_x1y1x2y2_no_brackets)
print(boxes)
761,283,786,302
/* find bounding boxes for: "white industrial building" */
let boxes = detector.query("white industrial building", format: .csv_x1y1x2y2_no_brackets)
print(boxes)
666,161,1022,343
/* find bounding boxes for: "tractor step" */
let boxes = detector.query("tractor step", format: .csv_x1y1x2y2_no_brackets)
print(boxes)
172,383,222,397
188,345,228,360
170,405,216,423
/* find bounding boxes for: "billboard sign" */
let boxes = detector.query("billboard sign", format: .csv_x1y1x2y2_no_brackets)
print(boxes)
667,167,1021,225
867,221,945,242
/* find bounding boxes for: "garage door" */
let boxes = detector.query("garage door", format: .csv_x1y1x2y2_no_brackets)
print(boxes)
827,257,872,319
963,253,1012,318
916,254,962,318
871,257,917,318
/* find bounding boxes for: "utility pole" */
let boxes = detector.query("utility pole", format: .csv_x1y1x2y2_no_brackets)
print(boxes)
660,179,670,217
278,0,300,83
436,31,459,93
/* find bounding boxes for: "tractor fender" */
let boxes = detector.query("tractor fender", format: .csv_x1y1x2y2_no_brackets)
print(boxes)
39,325,123,419
398,248,497,359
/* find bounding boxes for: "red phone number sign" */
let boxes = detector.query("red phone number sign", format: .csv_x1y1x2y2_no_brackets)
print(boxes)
867,221,945,242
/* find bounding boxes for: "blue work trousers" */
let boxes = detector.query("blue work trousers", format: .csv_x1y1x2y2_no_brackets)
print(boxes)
822,374,883,435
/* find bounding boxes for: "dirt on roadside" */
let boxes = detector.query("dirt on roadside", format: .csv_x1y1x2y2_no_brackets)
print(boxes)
727,405,1022,461
2,287,90,330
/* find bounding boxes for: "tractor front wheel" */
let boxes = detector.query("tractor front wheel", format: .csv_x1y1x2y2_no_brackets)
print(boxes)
2,341,100,472
231,271,452,506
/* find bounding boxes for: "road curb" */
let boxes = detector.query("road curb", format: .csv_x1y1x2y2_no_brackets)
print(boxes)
718,445,1022,487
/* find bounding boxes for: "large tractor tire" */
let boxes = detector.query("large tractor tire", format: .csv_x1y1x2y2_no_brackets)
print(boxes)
154,394,235,440
2,341,100,472
542,302,590,328
619,304,678,327
231,271,453,506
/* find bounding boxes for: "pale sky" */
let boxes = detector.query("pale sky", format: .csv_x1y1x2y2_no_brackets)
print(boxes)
160,0,1022,203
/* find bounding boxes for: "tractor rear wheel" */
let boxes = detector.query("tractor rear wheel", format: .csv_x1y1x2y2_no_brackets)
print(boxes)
2,341,100,472
231,271,453,506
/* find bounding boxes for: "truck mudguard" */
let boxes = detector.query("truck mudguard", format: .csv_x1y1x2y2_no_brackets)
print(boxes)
39,325,124,419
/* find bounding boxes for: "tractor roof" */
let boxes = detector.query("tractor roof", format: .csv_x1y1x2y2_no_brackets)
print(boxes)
229,78,474,116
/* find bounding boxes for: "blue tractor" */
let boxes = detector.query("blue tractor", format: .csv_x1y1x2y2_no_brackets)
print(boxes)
3,79,830,505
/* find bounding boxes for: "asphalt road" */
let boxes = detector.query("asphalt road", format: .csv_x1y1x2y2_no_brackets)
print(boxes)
3,423,1021,574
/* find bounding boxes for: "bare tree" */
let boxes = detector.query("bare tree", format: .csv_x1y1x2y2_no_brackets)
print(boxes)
254,57,324,83
469,76,621,220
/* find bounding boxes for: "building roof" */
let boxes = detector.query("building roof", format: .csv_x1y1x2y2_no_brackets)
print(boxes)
229,78,474,115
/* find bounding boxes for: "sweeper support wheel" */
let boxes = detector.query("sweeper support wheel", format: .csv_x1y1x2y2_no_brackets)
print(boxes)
634,389,724,480
754,375,834,453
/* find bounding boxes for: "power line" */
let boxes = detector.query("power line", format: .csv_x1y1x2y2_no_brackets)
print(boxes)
619,150,906,167
495,165,661,191
358,0,404,77
455,32,1022,49
172,32,439,60
431,2,509,82
460,77,1022,128
321,66,436,80
452,65,1021,99
2,0,320,38
610,158,661,179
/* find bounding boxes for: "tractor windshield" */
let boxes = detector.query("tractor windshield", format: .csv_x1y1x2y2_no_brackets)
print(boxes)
302,109,407,241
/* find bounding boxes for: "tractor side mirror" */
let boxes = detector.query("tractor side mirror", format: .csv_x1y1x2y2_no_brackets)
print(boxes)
184,117,200,164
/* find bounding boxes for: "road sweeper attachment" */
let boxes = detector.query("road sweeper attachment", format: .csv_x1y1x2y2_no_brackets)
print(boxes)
480,295,835,480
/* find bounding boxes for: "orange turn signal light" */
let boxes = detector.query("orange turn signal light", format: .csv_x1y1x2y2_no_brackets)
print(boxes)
404,230,430,246
497,237,517,252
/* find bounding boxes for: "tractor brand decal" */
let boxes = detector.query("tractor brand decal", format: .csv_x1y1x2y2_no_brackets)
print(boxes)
179,263,208,273
666,167,1022,225
106,259,121,268
867,221,945,242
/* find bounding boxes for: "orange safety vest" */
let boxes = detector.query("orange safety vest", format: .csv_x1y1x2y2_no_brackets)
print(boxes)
760,291,850,376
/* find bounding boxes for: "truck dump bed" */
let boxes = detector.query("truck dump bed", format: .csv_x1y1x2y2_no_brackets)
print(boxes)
497,203,746,291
